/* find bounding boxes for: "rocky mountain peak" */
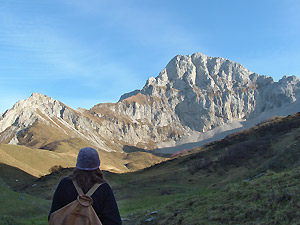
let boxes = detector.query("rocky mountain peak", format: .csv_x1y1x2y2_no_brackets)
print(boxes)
0,93,69,136
141,53,257,97
6,93,60,116
121,53,300,134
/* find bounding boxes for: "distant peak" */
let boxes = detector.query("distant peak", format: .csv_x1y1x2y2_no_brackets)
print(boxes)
27,93,57,103
10,93,61,112
191,52,208,57
30,92,49,98
119,89,141,101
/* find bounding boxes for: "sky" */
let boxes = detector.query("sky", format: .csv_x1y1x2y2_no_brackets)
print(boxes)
0,0,299,114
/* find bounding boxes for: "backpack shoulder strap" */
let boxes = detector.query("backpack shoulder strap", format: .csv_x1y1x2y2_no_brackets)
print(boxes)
72,180,84,195
86,182,104,197
72,180,104,197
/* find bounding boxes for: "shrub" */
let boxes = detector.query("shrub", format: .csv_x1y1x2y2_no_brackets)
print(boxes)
48,165,63,174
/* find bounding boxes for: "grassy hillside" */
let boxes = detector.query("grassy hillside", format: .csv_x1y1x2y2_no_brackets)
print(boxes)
110,112,300,224
3,167,300,225
120,167,300,224
0,184,50,225
1,112,300,224
0,144,77,177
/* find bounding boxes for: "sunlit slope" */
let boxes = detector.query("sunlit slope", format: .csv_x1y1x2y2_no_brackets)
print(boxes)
0,144,77,177
0,143,165,177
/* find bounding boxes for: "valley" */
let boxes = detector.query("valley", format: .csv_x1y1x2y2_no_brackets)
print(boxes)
1,112,300,224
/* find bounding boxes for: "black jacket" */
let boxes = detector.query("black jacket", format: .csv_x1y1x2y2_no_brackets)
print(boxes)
49,177,122,225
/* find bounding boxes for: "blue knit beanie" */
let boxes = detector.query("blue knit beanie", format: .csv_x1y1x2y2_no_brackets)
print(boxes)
76,147,100,170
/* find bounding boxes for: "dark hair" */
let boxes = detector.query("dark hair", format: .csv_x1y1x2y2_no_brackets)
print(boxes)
69,168,105,192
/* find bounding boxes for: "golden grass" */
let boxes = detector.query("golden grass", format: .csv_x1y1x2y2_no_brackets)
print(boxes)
0,143,167,177
0,144,76,177
17,120,69,149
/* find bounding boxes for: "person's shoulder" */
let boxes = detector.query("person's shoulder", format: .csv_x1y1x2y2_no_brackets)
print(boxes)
57,177,73,187
99,181,110,189
97,182,112,192
61,176,72,183
53,177,74,195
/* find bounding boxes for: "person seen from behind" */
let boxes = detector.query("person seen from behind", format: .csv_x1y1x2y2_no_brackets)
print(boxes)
48,147,122,224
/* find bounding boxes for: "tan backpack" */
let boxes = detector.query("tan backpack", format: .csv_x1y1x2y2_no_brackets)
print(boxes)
49,180,103,225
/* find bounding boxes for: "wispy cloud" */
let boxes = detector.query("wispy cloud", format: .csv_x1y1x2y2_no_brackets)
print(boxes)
62,0,202,54
0,13,92,78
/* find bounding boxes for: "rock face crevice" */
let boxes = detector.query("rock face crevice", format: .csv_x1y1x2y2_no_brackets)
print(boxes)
1,53,300,151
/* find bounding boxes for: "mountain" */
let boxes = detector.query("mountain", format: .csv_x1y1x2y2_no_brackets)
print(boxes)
0,52,300,173
0,93,113,150
0,93,164,173
87,53,299,152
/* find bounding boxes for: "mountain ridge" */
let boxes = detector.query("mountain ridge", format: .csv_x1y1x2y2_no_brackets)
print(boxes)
0,52,299,172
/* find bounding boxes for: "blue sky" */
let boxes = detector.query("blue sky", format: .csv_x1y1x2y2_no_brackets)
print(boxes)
0,0,299,114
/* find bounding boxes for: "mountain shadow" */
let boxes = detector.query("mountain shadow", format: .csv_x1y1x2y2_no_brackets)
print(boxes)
0,163,36,190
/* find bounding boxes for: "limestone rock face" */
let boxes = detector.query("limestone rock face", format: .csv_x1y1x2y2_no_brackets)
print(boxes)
118,53,300,133
1,53,300,152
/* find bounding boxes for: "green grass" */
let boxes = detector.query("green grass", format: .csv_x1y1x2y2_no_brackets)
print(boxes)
120,168,300,224
3,163,300,225
18,217,49,225
118,189,199,216
0,185,50,225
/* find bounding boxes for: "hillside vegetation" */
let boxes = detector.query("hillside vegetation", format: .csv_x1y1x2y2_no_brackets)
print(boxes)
0,112,300,224
0,184,50,225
